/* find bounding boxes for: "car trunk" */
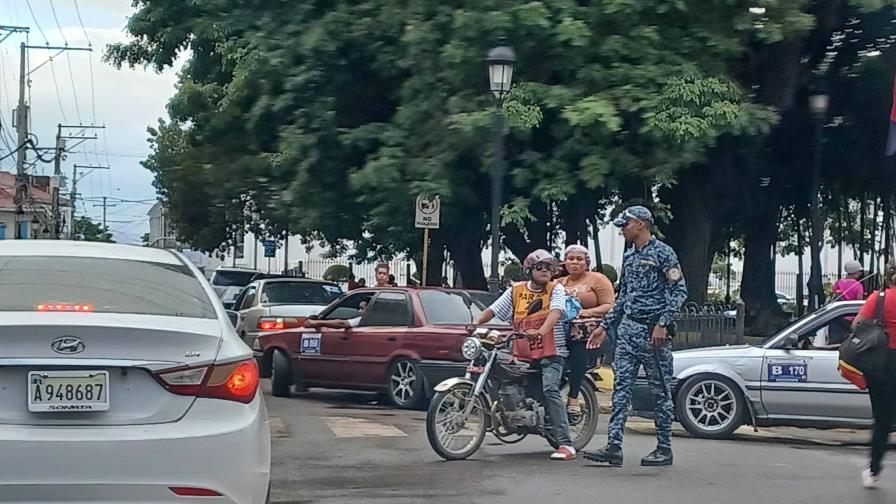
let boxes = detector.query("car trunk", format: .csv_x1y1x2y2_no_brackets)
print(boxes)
0,312,222,426
265,304,326,318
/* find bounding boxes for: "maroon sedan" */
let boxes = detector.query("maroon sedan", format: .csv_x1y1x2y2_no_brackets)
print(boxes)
255,287,503,409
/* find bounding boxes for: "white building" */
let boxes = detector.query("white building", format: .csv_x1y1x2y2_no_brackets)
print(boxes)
147,201,222,275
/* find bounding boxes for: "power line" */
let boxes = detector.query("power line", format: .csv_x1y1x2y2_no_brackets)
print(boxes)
47,53,68,123
23,0,48,44
72,0,92,46
88,51,96,122
64,52,82,123
48,0,67,45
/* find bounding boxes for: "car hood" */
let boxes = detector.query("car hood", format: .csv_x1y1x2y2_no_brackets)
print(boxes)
265,304,327,317
673,345,764,359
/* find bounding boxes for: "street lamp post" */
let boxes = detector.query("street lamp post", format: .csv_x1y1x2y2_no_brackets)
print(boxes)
486,43,515,293
807,92,829,312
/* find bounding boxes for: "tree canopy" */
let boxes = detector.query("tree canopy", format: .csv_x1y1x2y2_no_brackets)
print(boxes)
110,0,896,333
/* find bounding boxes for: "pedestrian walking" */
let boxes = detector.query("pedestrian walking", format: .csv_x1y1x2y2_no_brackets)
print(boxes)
850,260,896,488
582,206,687,467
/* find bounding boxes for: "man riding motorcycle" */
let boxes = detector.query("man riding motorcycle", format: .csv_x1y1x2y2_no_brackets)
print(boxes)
474,249,576,460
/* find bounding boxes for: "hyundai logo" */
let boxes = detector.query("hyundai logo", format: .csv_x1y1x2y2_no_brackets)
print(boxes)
50,336,85,355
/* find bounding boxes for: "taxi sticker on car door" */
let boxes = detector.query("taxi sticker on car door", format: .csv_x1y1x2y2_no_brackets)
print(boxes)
300,333,322,355
767,360,808,382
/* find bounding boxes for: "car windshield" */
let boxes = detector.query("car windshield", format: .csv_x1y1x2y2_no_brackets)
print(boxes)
0,255,216,318
465,290,498,309
212,270,258,287
261,282,342,305
418,290,484,324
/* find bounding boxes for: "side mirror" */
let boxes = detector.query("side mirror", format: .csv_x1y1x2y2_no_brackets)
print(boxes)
225,310,240,328
784,333,798,349
308,314,320,320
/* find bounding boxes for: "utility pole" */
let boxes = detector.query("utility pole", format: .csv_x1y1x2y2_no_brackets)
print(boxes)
52,125,64,238
93,196,118,231
14,43,27,238
70,164,110,239
0,27,29,239
7,35,92,238
51,126,103,239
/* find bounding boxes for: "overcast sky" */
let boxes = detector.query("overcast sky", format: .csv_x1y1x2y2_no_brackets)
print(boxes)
0,0,184,244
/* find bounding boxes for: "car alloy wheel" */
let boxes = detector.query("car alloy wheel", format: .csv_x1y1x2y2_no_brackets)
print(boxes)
676,375,746,439
388,358,424,409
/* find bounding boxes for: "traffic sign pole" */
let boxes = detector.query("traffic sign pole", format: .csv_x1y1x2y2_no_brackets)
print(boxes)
422,228,430,286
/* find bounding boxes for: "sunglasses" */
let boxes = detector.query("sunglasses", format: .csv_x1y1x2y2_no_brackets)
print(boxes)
533,263,556,272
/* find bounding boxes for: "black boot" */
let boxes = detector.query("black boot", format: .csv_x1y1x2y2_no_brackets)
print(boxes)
640,447,673,466
583,444,623,466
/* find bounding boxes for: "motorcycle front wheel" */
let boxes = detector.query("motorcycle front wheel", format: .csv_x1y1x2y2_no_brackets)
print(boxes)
426,384,488,461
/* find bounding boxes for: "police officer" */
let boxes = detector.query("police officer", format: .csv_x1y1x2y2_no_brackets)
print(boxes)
582,206,687,467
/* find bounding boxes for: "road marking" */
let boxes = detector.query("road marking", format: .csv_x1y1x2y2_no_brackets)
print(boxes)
322,416,407,438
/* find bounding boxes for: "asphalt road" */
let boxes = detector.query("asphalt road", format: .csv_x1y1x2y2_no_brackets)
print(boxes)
265,382,894,504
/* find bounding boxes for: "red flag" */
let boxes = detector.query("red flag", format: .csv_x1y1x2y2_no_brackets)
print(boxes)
886,74,896,156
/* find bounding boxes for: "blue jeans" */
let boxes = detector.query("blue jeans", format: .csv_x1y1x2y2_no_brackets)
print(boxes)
540,356,572,447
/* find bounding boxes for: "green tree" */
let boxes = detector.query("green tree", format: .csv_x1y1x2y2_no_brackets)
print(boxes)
74,217,114,243
108,0,896,323
109,0,773,288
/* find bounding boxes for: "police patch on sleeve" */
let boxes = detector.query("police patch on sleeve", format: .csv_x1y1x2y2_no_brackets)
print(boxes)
666,267,683,282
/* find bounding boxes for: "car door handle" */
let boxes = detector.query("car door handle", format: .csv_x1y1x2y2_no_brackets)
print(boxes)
387,336,397,341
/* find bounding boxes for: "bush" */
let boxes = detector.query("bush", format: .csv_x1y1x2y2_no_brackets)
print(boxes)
322,264,351,282
503,261,524,281
598,263,618,283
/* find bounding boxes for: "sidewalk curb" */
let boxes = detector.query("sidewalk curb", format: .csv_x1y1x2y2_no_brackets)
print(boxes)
624,420,870,448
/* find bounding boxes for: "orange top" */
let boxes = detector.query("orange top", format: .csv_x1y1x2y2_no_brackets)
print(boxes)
558,271,615,318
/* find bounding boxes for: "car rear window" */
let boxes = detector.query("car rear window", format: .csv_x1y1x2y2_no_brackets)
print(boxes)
418,290,484,324
211,270,258,287
0,256,216,318
261,282,342,305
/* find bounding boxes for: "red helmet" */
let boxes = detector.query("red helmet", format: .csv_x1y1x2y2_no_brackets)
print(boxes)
523,249,558,277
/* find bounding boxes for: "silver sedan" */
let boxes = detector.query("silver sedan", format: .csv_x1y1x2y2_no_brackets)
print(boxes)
631,300,871,438
0,240,271,502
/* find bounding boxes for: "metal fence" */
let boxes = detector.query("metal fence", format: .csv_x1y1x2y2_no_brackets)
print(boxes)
708,270,841,299
298,258,458,289
671,302,743,350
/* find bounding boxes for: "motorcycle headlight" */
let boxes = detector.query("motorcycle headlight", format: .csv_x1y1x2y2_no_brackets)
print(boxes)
461,337,483,360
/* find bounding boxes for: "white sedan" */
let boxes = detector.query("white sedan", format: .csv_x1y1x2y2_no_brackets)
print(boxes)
0,241,271,503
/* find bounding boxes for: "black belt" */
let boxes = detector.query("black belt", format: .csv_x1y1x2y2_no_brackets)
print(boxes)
626,315,657,325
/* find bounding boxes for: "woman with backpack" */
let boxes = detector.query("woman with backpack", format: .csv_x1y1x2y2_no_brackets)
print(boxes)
851,260,896,488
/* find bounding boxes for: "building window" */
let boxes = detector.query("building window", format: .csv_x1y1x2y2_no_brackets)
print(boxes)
18,220,28,239
0,224,5,240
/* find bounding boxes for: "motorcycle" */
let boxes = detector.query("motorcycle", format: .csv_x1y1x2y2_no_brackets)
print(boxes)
426,325,600,460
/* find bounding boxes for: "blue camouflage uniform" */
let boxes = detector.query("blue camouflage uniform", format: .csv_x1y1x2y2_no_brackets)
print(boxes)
600,207,688,451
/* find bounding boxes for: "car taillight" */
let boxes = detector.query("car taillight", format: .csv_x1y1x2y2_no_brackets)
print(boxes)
257,317,304,331
155,358,259,404
36,303,93,312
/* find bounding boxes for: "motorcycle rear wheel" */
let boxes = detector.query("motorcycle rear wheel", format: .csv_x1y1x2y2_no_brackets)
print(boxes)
547,382,599,451
426,384,488,461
